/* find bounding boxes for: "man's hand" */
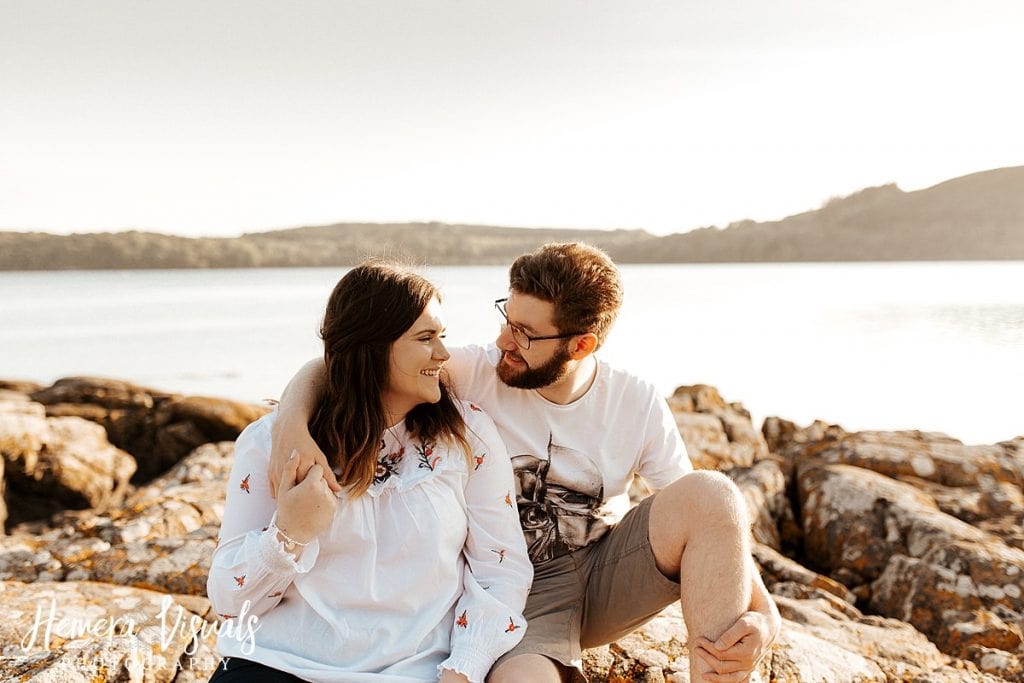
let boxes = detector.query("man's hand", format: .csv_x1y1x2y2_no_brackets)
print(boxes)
269,411,342,498
692,610,775,683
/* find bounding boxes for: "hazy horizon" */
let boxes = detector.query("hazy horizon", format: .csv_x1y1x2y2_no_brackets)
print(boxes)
1,166,1010,240
3,1,1023,238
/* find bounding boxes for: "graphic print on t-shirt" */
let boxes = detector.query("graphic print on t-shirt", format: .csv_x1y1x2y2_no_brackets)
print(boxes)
511,434,609,563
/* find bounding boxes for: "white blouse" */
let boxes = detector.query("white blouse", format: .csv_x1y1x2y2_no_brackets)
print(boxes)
207,403,532,683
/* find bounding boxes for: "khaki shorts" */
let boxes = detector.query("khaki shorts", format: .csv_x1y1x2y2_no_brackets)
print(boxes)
493,494,681,680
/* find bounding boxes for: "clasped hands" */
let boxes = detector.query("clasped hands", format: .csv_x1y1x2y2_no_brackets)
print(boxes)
274,449,339,548
692,609,775,683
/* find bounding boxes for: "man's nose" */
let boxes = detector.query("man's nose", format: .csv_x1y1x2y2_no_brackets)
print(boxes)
496,324,517,350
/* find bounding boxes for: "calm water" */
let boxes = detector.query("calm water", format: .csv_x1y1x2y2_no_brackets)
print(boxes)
2,263,1022,444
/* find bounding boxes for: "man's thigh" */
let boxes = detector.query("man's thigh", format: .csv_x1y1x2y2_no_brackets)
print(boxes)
579,495,681,649
492,552,587,674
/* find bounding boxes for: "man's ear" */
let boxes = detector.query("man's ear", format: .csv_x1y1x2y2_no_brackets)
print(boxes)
567,333,599,360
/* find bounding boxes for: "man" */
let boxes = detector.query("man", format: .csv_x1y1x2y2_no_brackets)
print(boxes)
268,243,780,682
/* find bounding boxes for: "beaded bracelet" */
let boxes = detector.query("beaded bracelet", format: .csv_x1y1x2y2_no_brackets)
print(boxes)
269,513,309,551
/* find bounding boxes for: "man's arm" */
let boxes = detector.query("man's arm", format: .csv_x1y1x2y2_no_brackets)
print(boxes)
268,357,343,497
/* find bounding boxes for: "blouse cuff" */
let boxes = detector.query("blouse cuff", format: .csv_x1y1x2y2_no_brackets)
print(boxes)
439,648,494,683
256,525,320,574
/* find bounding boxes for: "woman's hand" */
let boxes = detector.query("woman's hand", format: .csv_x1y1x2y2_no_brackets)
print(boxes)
275,456,338,544
438,669,470,683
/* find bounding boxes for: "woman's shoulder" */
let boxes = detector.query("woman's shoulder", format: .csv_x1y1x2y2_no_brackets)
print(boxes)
233,408,278,456
455,399,501,445
456,398,492,422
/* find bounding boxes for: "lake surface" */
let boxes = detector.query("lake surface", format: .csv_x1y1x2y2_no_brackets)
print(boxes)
2,262,1022,444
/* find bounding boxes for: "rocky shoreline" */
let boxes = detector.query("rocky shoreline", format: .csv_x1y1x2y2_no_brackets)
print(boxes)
1,377,1022,682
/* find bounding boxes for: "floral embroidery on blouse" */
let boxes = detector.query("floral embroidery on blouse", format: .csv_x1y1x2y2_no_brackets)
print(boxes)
505,617,519,633
416,441,440,471
456,610,468,628
469,403,482,412
374,446,404,485
234,575,246,587
474,453,485,470
239,474,251,493
504,491,513,508
491,548,506,563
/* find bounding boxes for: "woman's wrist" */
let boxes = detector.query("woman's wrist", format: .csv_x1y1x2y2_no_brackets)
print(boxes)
272,512,314,546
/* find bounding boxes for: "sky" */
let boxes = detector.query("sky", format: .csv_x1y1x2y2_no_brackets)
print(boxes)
2,0,1022,237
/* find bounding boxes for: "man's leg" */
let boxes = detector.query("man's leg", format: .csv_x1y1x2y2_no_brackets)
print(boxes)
487,553,588,683
649,470,753,682
487,653,568,683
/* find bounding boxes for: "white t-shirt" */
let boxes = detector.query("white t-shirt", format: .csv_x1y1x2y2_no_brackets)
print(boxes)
208,403,532,683
447,345,692,564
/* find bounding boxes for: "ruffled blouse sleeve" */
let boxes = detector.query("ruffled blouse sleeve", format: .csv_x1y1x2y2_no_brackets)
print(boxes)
439,403,533,682
206,413,322,621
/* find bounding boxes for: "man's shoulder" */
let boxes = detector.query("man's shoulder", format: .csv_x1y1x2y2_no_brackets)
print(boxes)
241,408,276,439
595,357,661,403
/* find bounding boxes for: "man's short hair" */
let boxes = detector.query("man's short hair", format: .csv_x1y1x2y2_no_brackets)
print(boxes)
508,242,623,349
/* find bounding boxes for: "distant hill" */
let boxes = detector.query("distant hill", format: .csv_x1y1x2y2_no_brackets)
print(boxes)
615,166,1024,262
0,224,653,270
1,167,1021,270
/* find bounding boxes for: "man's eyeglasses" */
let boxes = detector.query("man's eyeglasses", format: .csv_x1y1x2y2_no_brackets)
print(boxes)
494,298,586,350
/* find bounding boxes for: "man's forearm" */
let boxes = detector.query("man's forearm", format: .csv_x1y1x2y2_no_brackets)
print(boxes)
280,357,327,422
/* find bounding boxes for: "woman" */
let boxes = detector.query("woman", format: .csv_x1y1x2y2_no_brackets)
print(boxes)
207,262,532,683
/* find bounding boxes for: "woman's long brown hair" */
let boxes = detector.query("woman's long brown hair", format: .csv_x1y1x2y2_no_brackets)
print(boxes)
308,261,471,496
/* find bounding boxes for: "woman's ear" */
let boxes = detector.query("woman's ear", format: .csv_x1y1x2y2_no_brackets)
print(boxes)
567,333,599,360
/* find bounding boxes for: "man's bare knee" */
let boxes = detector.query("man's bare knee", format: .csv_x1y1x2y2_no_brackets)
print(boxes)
650,470,750,576
488,653,567,683
662,471,747,529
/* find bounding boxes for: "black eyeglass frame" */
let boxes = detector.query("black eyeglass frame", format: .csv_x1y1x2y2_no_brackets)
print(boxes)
493,298,587,350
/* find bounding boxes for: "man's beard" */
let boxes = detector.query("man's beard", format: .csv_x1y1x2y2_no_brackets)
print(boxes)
497,344,572,390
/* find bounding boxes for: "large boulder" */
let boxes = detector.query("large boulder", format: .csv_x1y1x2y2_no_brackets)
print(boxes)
2,442,234,592
766,418,1024,489
871,543,1024,659
0,425,5,534
900,474,1024,552
727,459,799,551
32,377,267,482
752,543,855,605
580,594,1005,682
72,441,233,545
771,594,1004,682
0,410,136,525
67,525,219,596
900,475,1024,527
0,580,217,682
798,463,991,588
29,377,168,408
668,385,770,471
798,463,1024,663
0,380,44,394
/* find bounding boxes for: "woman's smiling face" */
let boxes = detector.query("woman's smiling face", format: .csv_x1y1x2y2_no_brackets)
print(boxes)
382,297,451,421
